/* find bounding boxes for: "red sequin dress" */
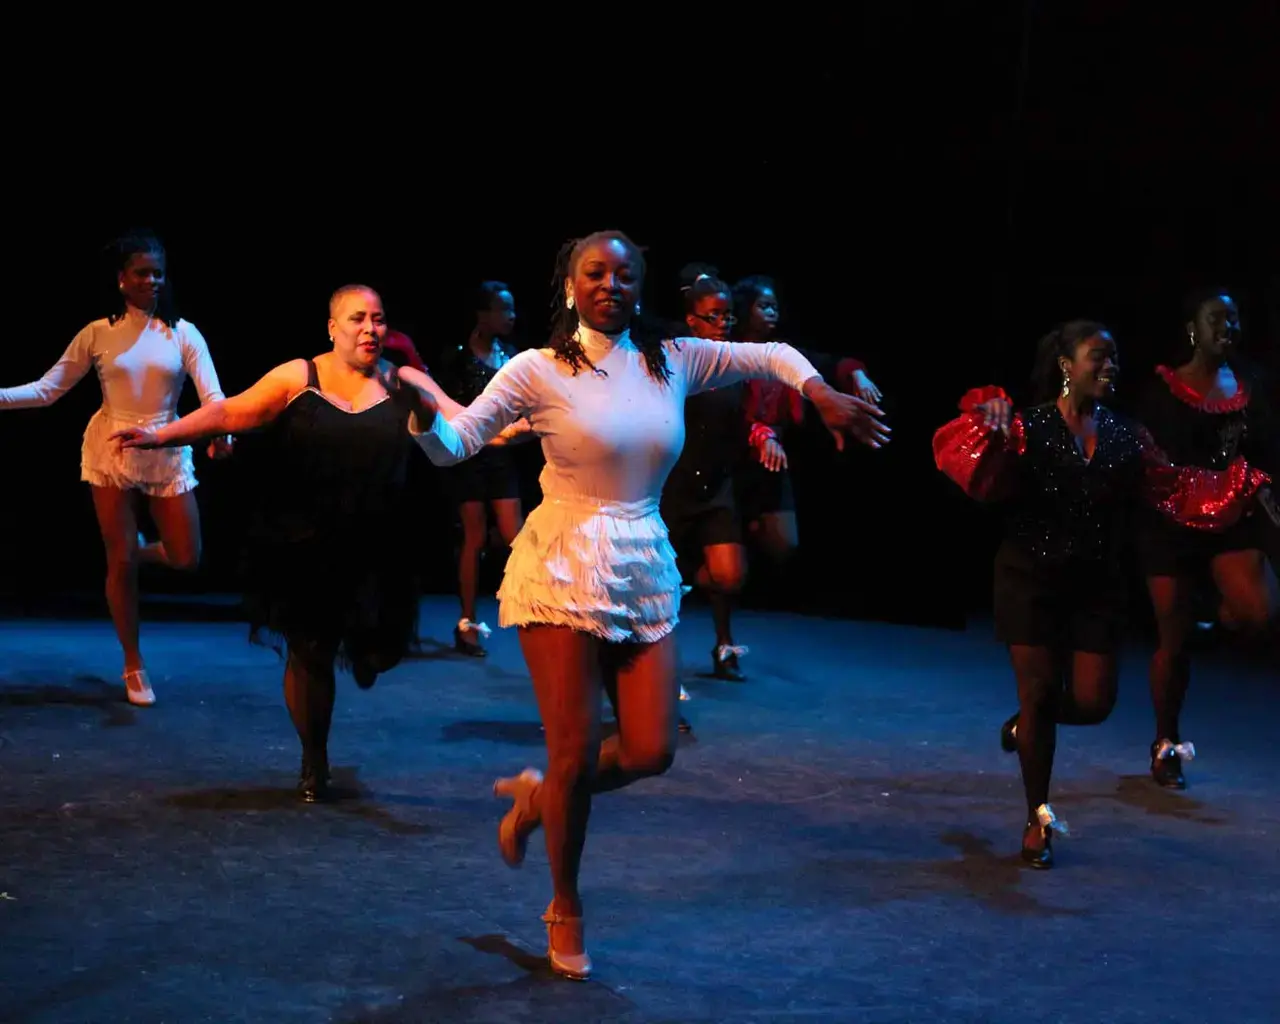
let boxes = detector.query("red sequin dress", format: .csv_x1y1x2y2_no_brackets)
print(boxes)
1134,365,1275,576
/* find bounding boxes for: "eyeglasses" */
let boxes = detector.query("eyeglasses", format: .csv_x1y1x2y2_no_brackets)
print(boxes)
693,312,737,326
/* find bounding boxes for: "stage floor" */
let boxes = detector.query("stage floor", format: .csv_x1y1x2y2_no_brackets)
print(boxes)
1,596,1275,1023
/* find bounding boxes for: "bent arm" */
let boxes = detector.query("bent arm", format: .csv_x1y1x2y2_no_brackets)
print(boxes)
150,360,306,447
932,386,1026,502
1137,425,1271,530
397,365,467,420
0,329,95,409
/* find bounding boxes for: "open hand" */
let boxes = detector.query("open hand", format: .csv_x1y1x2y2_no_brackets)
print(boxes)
396,365,439,429
759,437,787,472
851,369,882,404
977,398,1013,435
207,435,234,460
810,383,891,451
110,426,162,450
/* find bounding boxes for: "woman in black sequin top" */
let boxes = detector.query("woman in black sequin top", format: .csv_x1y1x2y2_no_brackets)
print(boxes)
1136,288,1277,789
439,282,534,655
934,321,1152,868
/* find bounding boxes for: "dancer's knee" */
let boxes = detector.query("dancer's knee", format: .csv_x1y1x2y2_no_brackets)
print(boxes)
619,740,675,779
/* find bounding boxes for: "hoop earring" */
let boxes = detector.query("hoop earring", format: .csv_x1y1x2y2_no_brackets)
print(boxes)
1061,372,1071,399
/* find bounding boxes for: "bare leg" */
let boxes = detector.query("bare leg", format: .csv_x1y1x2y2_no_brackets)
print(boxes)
593,633,679,793
1211,548,1278,633
90,486,143,673
143,491,202,571
517,625,602,920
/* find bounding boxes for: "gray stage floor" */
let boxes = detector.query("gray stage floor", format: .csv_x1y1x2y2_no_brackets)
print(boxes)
1,596,1275,1023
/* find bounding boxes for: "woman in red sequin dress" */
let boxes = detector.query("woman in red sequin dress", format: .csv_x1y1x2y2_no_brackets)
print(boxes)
932,320,1256,868
1135,289,1278,789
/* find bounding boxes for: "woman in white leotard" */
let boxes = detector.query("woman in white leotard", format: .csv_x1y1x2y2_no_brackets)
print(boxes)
404,230,890,980
0,233,230,706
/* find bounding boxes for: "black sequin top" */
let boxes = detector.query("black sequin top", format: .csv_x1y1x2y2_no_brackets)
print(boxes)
441,339,516,406
1003,403,1147,566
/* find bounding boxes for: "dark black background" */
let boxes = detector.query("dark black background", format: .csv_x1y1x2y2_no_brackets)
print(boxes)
2,3,1275,628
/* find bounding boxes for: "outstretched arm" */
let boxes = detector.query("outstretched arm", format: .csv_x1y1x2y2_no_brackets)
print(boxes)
678,337,890,451
113,360,307,449
0,329,95,409
403,353,538,466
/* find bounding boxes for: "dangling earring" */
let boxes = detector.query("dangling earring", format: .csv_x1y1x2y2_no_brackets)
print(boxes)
566,294,574,310
634,302,642,315
1061,371,1071,398
1189,329,1197,348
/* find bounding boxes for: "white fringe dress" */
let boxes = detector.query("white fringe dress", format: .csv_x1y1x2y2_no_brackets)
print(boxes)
0,310,225,496
412,326,820,643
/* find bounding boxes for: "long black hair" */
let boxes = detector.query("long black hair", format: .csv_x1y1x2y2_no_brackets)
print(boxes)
1028,319,1110,404
105,230,179,328
547,230,671,383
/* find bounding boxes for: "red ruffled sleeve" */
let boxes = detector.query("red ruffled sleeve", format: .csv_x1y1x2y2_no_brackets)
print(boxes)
932,386,1027,502
1137,426,1271,531
383,330,428,373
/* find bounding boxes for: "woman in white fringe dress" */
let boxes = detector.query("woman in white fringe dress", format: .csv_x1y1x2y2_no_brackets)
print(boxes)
0,232,230,705
405,230,891,980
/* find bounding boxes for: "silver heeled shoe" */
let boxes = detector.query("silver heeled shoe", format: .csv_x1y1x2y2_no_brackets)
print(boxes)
542,902,592,981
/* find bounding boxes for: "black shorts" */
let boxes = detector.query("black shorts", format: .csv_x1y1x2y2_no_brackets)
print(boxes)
1137,508,1269,579
735,460,795,521
443,447,520,505
993,541,1127,655
663,476,743,557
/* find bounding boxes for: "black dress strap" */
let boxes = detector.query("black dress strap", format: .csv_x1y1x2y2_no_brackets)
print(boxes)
304,359,320,391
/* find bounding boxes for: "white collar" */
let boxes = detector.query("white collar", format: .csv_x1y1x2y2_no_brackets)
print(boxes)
574,322,631,358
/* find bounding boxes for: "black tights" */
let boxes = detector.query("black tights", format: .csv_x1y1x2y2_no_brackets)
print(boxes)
1009,646,1118,818
284,644,338,766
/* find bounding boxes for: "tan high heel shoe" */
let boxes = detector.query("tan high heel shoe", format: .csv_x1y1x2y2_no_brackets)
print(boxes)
493,768,542,867
123,668,155,707
542,903,592,981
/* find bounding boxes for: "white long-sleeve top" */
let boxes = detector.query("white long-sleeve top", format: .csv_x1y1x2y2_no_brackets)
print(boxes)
413,326,820,505
0,310,225,418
